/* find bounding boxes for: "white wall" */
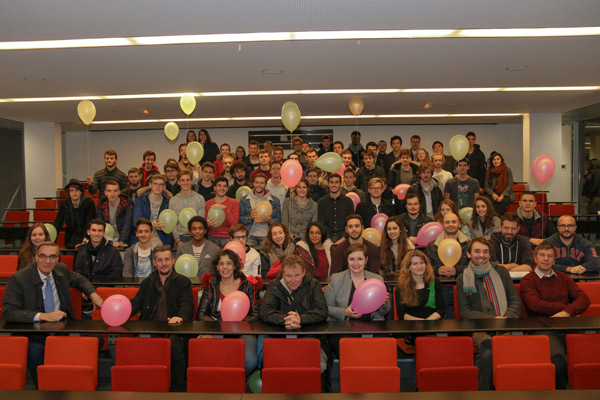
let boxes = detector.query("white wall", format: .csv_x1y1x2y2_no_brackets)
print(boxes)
24,122,62,208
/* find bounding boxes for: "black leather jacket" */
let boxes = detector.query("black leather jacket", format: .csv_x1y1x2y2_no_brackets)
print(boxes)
196,273,260,321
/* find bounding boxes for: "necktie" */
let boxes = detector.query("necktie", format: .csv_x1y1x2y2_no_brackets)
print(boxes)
44,277,55,313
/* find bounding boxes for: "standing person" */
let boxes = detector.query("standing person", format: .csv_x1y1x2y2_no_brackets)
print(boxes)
213,143,231,177
412,148,430,168
407,162,444,219
544,215,600,273
175,216,220,277
355,150,386,192
263,140,274,156
177,143,193,174
244,140,260,171
206,176,240,247
329,214,381,274
220,155,235,186
456,237,522,390
342,167,366,203
239,173,282,249
348,131,365,168
520,242,591,389
163,160,181,196
465,132,487,189
266,159,288,206
86,149,128,199
489,213,534,272
197,249,261,375
431,153,453,192
226,161,249,199
377,140,388,167
132,174,171,246
96,180,133,247
53,179,96,249
425,212,470,276
260,223,296,279
365,142,383,167
356,177,394,228
332,141,344,155
235,146,247,164
122,167,143,201
304,148,319,171
129,245,194,392
470,196,501,239
383,136,403,172
249,149,272,182
582,158,600,213
282,178,318,240
229,224,261,277
196,162,216,201
306,168,328,202
295,221,333,278
485,152,514,215
169,170,206,247
186,130,197,143
432,141,456,173
400,194,433,244
388,149,417,188
197,129,219,163
139,150,160,187
17,223,51,270
2,242,103,387
74,219,123,279
272,146,285,163
409,135,421,160
318,174,354,243
444,158,480,210
123,218,155,278
317,134,333,156
290,138,307,167
380,217,414,274
341,149,355,170
516,191,556,246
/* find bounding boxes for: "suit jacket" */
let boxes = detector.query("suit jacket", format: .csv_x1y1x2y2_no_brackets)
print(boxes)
175,240,221,277
324,269,391,321
1,263,95,323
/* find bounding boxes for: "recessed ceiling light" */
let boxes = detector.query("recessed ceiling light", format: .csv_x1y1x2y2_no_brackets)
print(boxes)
423,103,434,109
262,69,283,75
506,65,528,71
23,76,45,82
138,108,151,115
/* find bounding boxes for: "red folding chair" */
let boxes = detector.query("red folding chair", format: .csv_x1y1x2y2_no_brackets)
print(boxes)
187,338,246,393
111,337,170,392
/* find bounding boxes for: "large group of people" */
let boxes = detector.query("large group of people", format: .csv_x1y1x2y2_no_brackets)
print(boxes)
4,128,599,392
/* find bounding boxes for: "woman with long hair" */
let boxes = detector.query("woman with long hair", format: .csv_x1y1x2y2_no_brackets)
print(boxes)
470,196,501,239
380,216,414,274
260,222,296,279
197,129,220,163
186,130,197,143
434,199,472,240
484,152,514,215
295,221,333,278
282,178,318,240
394,249,446,321
411,148,430,167
235,146,247,163
17,223,50,270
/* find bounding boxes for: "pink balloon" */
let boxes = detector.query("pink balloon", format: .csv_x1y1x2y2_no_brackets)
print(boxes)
415,222,443,247
221,290,250,321
346,191,360,211
281,159,303,188
532,155,555,185
224,240,247,265
370,213,389,234
352,279,387,315
101,294,132,327
333,162,346,177
393,184,411,200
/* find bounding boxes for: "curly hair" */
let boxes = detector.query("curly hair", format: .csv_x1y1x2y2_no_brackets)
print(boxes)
210,249,243,280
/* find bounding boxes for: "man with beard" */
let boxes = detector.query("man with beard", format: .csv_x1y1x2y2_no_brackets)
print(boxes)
426,212,469,276
318,173,354,243
544,215,600,273
329,214,381,274
87,149,127,199
400,194,433,245
74,219,123,278
489,213,534,272
226,161,250,199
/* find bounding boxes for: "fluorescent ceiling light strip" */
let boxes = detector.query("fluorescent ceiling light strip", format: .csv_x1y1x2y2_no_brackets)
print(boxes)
1,86,597,103
2,27,600,50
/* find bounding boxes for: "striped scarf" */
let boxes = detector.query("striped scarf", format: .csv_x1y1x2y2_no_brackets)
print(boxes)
462,261,507,317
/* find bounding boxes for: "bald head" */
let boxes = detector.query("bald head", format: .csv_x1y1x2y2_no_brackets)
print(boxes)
443,212,460,236
557,215,577,242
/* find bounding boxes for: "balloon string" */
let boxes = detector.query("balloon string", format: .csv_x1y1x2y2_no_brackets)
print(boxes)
86,126,90,177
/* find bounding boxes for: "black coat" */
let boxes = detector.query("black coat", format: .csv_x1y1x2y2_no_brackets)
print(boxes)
53,195,96,248
356,198,395,228
74,239,123,278
130,270,194,321
407,182,444,217
197,273,260,321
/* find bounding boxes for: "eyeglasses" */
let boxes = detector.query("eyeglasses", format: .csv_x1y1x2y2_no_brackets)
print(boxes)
557,224,576,229
37,254,58,261
369,186,383,191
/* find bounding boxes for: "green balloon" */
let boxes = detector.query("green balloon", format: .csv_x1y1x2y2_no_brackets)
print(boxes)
314,152,342,172
179,207,197,230
186,141,204,165
174,254,199,278
158,209,178,234
207,206,226,228
44,223,57,243
449,135,469,162
105,223,115,240
459,207,473,225
236,185,251,201
247,370,262,393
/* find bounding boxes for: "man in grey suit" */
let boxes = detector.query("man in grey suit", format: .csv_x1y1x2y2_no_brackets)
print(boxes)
175,216,220,277
2,241,103,386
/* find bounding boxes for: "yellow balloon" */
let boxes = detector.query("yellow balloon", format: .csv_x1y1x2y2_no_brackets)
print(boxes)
235,185,251,201
178,207,197,229
158,209,178,234
105,224,115,240
44,223,57,242
348,97,364,116
164,122,179,141
281,102,301,132
207,206,226,228
186,141,204,165
77,100,96,125
180,94,196,116
458,207,473,225
437,238,462,267
449,135,469,161
255,201,273,218
362,228,382,246
281,101,297,112
314,152,342,172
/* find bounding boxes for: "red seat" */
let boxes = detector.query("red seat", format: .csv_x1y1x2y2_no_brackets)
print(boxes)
566,333,600,389
549,204,575,216
506,203,519,213
492,335,555,390
33,210,58,223
38,336,99,391
187,338,246,393
416,336,478,392
111,337,170,392
58,190,67,198
4,211,30,227
70,287,82,320
262,338,321,393
340,337,400,393
60,254,73,270
36,199,57,209
578,282,600,316
56,231,66,248
512,184,526,192
0,255,18,278
92,287,139,321
0,336,28,390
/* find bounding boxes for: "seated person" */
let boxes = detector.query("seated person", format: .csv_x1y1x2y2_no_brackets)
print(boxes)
229,224,261,277
444,158,480,210
400,194,433,245
306,168,328,203
2,242,103,386
74,219,123,278
249,149,272,182
175,216,220,277
329,214,381,274
388,149,417,188
470,196,501,240
355,150,386,192
53,179,96,248
520,242,591,389
197,162,216,201
132,174,172,246
17,223,50,270
206,176,240,247
123,218,155,277
295,222,333,278
489,213,534,272
456,237,522,390
282,178,318,241
544,215,600,274
356,177,394,228
129,245,194,392
139,150,160,187
197,249,262,375
425,212,470,277
266,159,288,206
260,223,296,279
380,217,414,274
239,173,282,249
342,167,366,203
435,199,472,240
516,191,556,246
122,167,143,201
259,254,328,329
163,160,181,196
96,179,133,247
226,161,249,199
407,162,444,219
169,170,206,246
